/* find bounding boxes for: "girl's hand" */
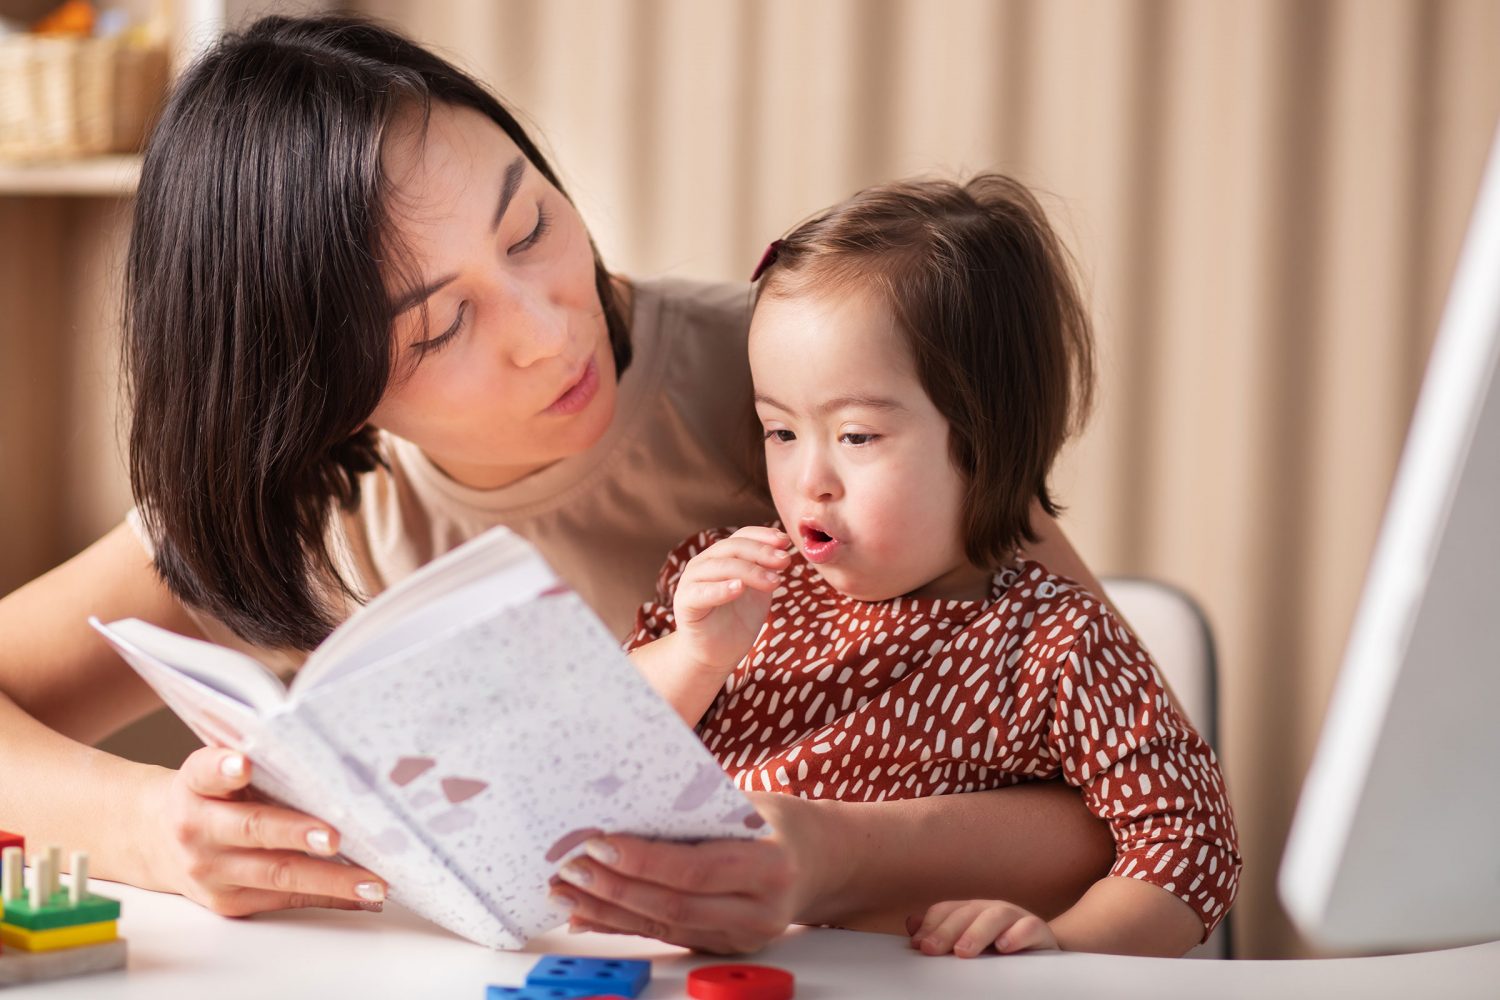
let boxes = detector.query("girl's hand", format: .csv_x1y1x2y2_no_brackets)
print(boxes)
547,791,841,955
905,899,1060,957
671,526,791,675
145,746,387,916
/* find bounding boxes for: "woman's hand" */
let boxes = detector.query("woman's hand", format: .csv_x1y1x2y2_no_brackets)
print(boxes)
671,527,791,675
144,746,387,916
547,791,844,954
905,899,1059,957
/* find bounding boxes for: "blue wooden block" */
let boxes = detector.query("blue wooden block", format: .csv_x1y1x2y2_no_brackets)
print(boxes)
485,986,606,999
525,954,651,998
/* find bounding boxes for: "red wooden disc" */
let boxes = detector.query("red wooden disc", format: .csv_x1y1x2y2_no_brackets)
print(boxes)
687,963,795,1000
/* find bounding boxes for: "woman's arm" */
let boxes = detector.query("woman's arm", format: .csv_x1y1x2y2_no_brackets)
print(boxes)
0,522,385,912
549,781,1113,953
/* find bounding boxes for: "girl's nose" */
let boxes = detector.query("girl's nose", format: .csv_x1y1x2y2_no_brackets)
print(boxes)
798,451,842,502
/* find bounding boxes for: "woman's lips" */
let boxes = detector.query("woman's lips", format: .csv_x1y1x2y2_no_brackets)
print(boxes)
799,524,841,564
544,357,599,416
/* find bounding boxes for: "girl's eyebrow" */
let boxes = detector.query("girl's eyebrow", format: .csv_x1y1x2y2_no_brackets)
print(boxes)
754,391,906,416
388,155,528,318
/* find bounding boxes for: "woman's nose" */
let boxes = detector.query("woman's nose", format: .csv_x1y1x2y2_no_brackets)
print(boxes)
506,294,569,369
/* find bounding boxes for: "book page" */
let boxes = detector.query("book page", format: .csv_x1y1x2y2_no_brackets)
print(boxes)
296,526,540,693
294,585,766,948
89,617,288,717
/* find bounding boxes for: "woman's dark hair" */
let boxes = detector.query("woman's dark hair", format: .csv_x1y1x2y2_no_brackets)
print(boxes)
125,14,629,650
755,174,1095,569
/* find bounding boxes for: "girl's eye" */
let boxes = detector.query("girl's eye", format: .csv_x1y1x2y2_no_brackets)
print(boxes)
841,432,878,446
763,429,795,443
414,301,468,356
508,204,551,255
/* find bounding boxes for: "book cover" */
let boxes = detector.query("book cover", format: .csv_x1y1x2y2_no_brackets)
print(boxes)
90,527,766,948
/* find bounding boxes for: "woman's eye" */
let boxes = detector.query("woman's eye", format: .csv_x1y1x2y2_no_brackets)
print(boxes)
508,204,551,255
840,432,878,446
414,302,468,355
763,429,795,443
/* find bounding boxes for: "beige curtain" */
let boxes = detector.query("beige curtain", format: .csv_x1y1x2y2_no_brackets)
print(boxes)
3,0,1495,959
345,0,1500,957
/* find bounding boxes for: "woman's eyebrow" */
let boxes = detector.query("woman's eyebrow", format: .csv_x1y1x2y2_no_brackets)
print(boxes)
491,155,527,231
388,155,529,318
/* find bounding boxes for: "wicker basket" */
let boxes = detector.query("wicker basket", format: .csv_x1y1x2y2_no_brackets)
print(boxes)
0,34,168,161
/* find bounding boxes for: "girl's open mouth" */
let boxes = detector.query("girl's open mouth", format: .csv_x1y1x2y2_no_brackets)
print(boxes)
799,523,840,564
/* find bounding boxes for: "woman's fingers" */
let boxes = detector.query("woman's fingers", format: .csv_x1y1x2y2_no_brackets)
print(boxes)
549,835,796,953
191,793,344,857
571,835,791,897
208,848,386,905
178,746,255,799
551,886,766,955
196,885,382,918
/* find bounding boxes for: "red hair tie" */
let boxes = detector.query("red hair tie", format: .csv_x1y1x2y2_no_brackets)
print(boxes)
751,239,784,282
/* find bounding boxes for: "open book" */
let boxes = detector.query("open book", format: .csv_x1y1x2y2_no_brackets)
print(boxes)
89,527,766,949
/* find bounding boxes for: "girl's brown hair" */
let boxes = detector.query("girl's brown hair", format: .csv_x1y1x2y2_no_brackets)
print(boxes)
125,14,629,650
755,174,1095,569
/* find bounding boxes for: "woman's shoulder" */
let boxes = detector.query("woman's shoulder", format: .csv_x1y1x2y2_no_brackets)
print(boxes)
631,274,753,347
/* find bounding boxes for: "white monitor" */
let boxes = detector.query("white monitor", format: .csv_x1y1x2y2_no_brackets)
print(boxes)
1279,122,1500,951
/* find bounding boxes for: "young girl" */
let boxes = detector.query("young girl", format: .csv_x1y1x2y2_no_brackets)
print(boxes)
625,175,1241,957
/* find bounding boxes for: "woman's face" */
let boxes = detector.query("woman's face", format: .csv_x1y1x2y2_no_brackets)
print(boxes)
370,102,617,489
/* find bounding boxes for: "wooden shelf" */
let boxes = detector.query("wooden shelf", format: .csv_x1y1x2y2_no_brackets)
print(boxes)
0,155,141,196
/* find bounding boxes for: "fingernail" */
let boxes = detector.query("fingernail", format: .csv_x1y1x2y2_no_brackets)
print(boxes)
549,892,576,910
583,839,619,865
355,882,385,902
567,922,588,934
306,829,333,855
558,861,592,887
219,753,245,778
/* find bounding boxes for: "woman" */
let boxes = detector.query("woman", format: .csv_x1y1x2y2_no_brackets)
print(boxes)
0,15,1112,954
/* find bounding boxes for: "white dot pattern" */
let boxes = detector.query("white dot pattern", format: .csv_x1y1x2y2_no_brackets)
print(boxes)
629,526,1242,938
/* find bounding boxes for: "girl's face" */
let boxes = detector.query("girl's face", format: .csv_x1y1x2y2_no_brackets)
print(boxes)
750,288,993,603
370,102,617,489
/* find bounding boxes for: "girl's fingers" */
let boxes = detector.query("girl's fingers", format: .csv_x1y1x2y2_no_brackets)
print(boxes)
701,537,793,570
684,556,783,593
197,797,345,857
996,914,1057,953
209,848,386,903
726,525,793,550
908,899,965,946
916,901,995,955
952,907,1027,958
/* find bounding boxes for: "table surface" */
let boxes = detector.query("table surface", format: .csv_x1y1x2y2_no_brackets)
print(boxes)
4,882,1499,999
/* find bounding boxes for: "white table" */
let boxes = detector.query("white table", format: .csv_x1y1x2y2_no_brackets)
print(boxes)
6,882,1499,998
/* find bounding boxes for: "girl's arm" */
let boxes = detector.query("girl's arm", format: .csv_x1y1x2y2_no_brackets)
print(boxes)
0,521,384,911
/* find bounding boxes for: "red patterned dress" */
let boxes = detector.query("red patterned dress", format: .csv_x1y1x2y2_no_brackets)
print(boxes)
628,527,1242,938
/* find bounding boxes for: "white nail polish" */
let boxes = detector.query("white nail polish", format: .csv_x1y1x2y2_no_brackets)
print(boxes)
549,892,576,910
558,862,592,887
355,881,385,902
583,839,619,865
219,754,245,778
306,829,332,855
